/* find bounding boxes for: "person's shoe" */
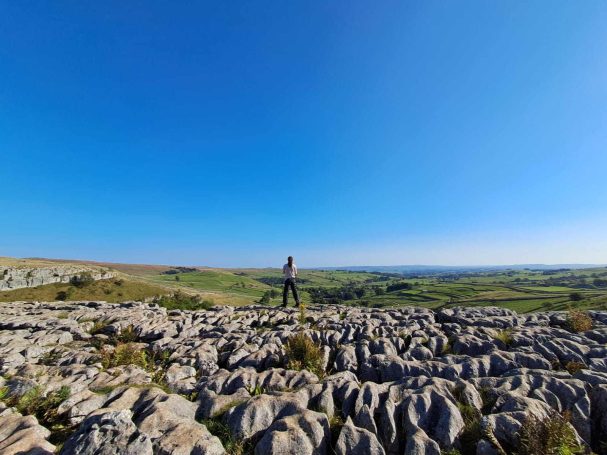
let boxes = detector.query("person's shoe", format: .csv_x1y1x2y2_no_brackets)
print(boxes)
281,302,288,308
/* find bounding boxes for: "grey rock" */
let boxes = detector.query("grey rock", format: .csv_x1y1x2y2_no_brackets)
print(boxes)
334,417,385,455
62,409,153,455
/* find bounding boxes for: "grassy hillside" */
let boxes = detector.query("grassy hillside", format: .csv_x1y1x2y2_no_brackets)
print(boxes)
2,257,606,312
0,278,168,303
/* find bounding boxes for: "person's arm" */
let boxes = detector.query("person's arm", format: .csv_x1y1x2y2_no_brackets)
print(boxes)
294,265,298,277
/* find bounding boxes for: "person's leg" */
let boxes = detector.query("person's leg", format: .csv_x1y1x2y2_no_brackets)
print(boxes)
282,280,289,307
290,279,300,305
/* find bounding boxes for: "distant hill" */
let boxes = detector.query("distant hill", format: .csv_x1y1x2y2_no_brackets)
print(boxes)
315,264,606,274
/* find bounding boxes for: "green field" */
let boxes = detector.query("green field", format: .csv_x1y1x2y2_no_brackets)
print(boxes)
2,257,607,312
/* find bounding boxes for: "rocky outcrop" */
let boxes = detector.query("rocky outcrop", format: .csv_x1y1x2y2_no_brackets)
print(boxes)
0,265,114,291
0,301,606,453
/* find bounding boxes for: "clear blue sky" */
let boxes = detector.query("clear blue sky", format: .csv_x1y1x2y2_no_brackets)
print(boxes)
1,2,606,267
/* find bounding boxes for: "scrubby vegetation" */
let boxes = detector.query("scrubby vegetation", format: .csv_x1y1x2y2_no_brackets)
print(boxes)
564,361,585,375
154,291,214,311
70,272,95,288
566,308,593,333
285,332,325,378
1,385,73,445
202,417,252,455
100,343,149,369
517,411,583,455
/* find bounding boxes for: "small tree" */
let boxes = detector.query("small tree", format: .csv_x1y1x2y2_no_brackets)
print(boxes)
569,292,583,302
258,291,271,304
70,272,95,288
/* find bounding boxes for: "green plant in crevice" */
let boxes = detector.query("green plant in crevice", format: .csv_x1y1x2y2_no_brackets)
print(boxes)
517,410,584,455
285,332,325,378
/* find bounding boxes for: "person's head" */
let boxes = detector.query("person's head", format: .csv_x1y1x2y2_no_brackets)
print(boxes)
287,256,293,266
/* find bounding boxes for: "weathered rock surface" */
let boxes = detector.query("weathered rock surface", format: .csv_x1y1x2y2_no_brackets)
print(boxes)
0,301,606,454
0,265,113,291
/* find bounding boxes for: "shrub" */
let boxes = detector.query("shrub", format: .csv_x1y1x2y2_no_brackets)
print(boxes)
517,411,583,455
56,291,68,301
566,309,593,333
569,292,583,302
258,291,271,304
285,332,325,378
154,292,214,311
386,281,412,292
101,343,148,370
70,272,95,288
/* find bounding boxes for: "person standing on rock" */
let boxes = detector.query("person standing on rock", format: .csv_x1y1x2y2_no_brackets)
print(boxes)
281,256,300,307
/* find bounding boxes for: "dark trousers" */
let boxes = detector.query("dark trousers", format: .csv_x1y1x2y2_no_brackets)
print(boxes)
283,278,300,305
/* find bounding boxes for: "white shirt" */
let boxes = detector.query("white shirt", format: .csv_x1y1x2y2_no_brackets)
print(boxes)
283,263,297,279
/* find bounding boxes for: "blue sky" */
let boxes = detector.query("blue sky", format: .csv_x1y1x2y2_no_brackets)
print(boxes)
1,2,606,267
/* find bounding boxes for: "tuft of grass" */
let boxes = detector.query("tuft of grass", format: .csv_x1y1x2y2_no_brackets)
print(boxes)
298,303,307,324
202,418,253,455
493,329,514,346
91,385,117,395
39,349,62,366
285,332,325,378
245,385,265,397
564,361,585,375
101,343,148,370
88,320,109,335
517,411,584,455
329,413,345,452
117,324,138,343
456,403,482,455
56,312,69,319
566,309,593,333
0,386,8,400
441,341,452,355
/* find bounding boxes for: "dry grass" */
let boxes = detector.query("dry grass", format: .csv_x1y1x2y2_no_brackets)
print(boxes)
0,278,168,303
493,329,514,346
285,332,325,378
564,361,585,375
566,309,593,333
